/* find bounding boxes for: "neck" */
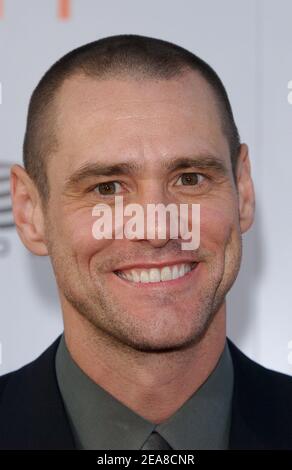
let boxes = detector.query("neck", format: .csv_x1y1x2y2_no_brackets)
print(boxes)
62,302,226,424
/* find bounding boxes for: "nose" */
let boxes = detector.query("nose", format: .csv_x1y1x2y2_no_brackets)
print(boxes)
126,183,179,248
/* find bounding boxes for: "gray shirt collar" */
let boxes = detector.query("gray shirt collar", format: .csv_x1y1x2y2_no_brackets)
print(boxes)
55,333,234,450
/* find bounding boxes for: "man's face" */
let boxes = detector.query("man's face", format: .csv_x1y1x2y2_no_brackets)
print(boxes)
44,71,248,352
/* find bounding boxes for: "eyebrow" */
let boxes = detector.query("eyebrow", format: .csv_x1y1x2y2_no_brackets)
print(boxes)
162,155,229,175
64,154,229,190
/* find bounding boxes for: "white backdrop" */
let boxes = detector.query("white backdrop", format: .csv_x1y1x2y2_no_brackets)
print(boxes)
0,0,291,375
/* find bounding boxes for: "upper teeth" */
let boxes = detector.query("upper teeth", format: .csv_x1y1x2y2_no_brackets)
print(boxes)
116,262,196,283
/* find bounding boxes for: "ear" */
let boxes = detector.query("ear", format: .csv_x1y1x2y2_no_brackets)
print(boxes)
10,164,49,256
236,144,256,234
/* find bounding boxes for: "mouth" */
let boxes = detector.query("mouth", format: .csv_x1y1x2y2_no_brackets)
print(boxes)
113,261,198,285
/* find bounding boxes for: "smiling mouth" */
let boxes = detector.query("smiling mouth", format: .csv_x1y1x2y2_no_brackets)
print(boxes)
114,262,198,284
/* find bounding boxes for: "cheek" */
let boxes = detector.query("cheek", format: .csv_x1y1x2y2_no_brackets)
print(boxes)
199,203,238,250
58,209,115,260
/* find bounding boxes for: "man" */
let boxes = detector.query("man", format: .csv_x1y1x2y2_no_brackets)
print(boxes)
0,34,291,450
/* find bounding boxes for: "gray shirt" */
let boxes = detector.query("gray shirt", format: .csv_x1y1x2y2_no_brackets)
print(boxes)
55,333,234,450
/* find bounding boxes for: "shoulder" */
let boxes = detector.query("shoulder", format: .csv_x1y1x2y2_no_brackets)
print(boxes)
0,335,61,396
228,337,292,392
227,338,292,449
0,335,75,449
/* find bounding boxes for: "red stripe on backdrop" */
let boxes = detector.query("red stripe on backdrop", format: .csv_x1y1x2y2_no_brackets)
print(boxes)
58,0,71,19
0,1,71,20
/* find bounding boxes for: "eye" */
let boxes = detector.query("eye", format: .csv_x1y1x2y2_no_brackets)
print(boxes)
93,181,123,195
175,173,205,186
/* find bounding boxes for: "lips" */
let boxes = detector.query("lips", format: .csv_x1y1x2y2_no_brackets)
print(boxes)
114,261,197,284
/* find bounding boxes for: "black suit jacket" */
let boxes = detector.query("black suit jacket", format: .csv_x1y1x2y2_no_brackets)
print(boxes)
0,335,292,450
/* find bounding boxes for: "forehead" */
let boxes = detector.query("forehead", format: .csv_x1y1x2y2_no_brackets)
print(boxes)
52,71,230,176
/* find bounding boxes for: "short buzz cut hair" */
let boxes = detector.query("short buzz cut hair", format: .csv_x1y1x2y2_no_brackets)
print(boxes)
23,34,241,202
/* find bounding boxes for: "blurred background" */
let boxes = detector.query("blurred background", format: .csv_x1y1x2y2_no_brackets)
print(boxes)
0,0,292,375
